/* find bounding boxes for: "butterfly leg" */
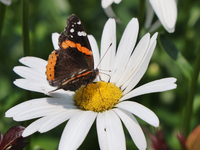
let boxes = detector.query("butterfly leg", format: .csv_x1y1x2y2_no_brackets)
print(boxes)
96,82,104,102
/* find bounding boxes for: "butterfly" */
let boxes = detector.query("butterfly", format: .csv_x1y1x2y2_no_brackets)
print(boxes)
46,14,99,92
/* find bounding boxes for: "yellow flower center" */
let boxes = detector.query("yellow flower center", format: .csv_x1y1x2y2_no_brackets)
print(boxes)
74,81,122,112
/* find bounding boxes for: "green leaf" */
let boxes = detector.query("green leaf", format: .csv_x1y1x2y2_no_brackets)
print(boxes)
159,34,193,81
159,34,178,60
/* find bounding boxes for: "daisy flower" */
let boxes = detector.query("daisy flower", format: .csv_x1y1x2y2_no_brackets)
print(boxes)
102,0,177,33
0,0,11,5
6,18,177,150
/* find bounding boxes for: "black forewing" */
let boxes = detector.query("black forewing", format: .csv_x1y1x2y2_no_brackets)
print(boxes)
58,14,94,69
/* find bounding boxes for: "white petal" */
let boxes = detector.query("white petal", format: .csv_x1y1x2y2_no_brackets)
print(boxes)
103,6,121,23
52,32,60,49
88,35,100,68
58,111,97,150
23,110,78,137
0,0,11,5
5,97,76,121
19,56,47,73
149,0,177,33
96,113,108,150
104,6,116,18
101,0,114,8
114,108,147,150
99,18,116,82
106,110,126,150
148,20,162,32
145,0,154,29
39,109,80,133
13,66,46,82
48,90,74,100
116,101,159,127
22,116,53,137
98,110,126,150
114,0,122,4
121,78,177,101
116,33,150,87
13,79,56,94
111,18,139,83
122,33,158,95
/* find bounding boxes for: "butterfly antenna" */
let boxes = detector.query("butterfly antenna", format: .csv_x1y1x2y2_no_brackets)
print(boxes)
96,43,112,68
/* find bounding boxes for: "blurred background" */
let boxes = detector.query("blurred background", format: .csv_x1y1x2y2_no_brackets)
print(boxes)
0,0,200,149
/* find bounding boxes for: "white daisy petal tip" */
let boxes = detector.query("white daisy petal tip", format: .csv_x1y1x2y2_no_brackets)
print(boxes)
101,0,113,8
152,32,158,41
13,66,19,74
5,110,12,118
127,17,139,35
52,32,60,50
165,77,177,89
107,17,116,26
22,128,35,137
5,106,22,120
13,80,20,88
19,56,42,64
13,79,25,89
114,0,122,4
153,115,160,127
101,0,122,8
22,131,29,137
130,17,139,24
149,0,177,33
18,56,47,68
19,56,32,64
1,0,11,5
166,27,175,33
125,18,139,33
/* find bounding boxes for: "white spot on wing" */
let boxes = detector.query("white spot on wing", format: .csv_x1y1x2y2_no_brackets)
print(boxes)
77,21,81,25
77,31,87,36
70,28,74,33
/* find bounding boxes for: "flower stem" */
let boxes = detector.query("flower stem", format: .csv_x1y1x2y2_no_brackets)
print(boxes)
22,0,30,56
21,1,31,149
138,0,145,29
0,3,6,42
183,46,200,136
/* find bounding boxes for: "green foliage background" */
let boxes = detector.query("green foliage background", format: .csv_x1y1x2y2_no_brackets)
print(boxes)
0,0,200,149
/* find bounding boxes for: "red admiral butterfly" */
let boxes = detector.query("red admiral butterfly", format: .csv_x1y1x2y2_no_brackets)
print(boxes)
46,14,99,92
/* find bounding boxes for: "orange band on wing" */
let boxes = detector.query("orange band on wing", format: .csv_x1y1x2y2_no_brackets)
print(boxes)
61,71,91,85
62,40,76,49
61,40,92,57
46,51,59,81
76,71,91,78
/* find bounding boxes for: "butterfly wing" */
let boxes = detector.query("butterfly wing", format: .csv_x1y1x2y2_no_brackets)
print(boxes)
46,14,94,90
59,14,94,69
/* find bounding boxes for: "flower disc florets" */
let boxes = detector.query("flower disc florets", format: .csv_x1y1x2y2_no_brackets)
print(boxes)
74,81,122,112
